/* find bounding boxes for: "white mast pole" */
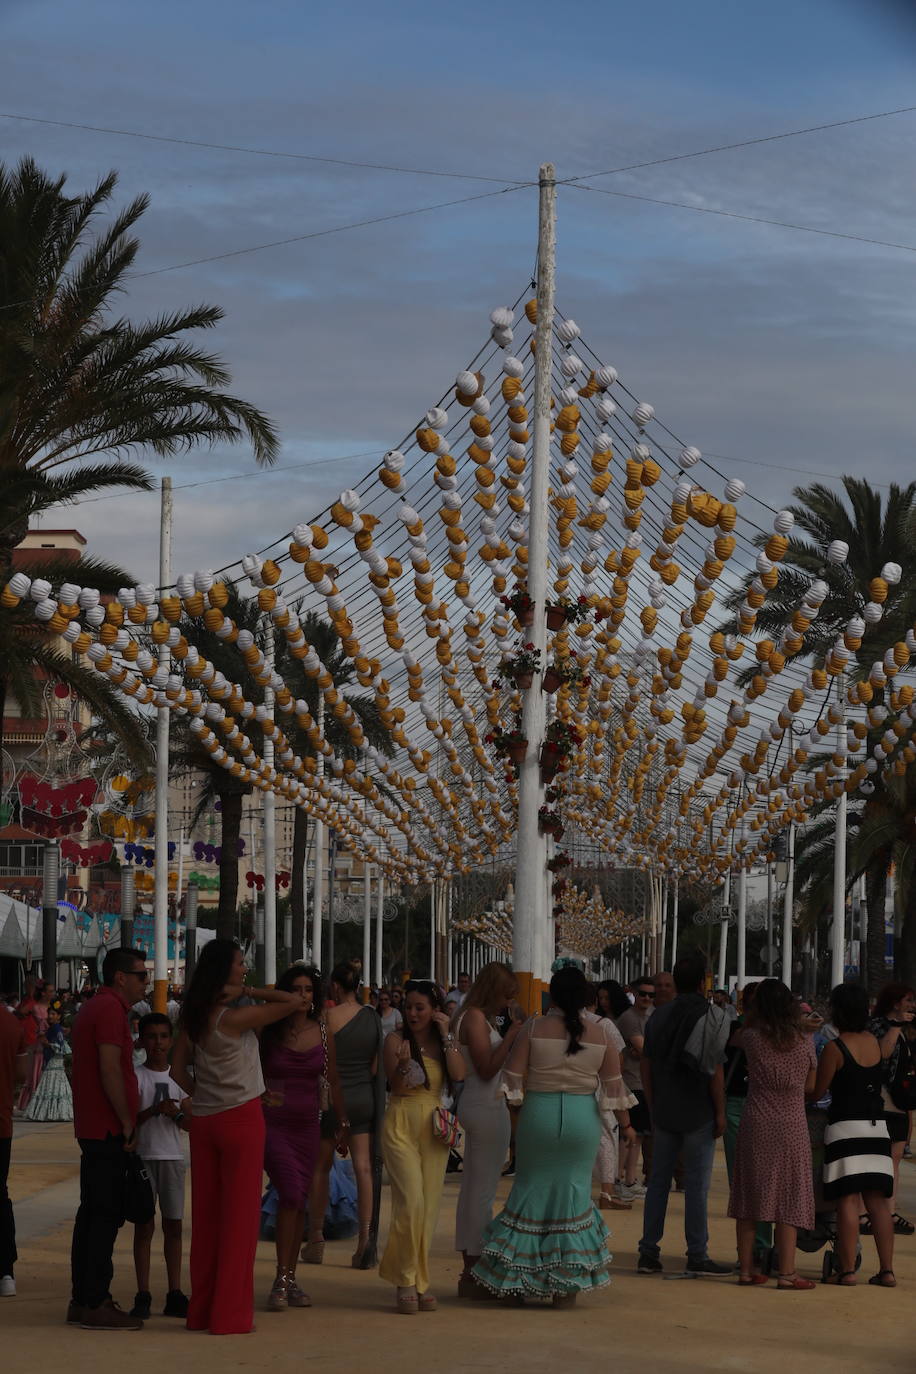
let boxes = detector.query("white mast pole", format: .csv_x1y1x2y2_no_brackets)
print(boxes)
152,477,172,1013
512,162,556,1015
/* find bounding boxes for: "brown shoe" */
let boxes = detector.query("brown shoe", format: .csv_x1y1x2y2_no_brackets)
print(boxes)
80,1299,143,1330
66,1301,85,1325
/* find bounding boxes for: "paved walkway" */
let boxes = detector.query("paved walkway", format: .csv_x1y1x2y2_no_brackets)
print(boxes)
5,1122,914,1372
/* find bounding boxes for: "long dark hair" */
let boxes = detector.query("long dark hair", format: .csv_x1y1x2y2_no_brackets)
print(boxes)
401,979,447,1089
746,978,801,1051
597,979,631,1020
550,966,590,1055
260,964,322,1059
180,939,240,1045
330,962,361,996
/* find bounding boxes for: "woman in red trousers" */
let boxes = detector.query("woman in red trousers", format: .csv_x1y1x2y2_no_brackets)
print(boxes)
171,940,304,1334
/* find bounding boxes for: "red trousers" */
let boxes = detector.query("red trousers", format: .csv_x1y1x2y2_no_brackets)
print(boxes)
187,1097,265,1335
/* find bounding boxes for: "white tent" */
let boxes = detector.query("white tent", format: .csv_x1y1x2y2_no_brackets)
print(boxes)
0,892,120,960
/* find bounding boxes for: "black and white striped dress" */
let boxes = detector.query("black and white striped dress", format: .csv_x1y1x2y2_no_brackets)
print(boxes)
823,1040,893,1200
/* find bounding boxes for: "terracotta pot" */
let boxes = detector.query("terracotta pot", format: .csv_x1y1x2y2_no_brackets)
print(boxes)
546,605,567,631
518,607,535,627
542,667,563,694
507,739,529,766
513,671,534,690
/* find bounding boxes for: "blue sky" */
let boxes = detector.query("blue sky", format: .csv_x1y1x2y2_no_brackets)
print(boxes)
2,0,916,576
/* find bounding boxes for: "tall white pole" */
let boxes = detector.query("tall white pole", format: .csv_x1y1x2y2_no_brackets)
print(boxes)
670,877,679,965
362,862,372,1000
782,820,795,987
717,843,732,990
736,844,748,992
153,477,172,1014
513,162,555,1016
374,871,384,986
263,620,277,985
830,677,848,990
311,696,325,971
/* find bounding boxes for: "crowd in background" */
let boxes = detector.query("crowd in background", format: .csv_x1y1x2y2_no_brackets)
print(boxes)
0,946,913,1328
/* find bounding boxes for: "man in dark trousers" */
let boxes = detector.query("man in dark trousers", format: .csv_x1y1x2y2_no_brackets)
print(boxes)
69,948,147,1330
637,951,730,1277
0,1005,28,1296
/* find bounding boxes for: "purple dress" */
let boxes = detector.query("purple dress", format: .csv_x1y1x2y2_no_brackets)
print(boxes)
728,1029,816,1229
262,1039,323,1209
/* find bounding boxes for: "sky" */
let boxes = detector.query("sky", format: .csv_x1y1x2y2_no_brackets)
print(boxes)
3,0,916,583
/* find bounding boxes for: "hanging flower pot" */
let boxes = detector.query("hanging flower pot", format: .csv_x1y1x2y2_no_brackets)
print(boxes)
514,671,534,690
507,738,529,766
546,604,567,631
542,666,563,694
518,606,535,628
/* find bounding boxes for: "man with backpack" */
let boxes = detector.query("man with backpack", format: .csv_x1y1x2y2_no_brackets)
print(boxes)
637,952,731,1277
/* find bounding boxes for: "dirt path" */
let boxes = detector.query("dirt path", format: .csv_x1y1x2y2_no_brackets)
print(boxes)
5,1123,913,1372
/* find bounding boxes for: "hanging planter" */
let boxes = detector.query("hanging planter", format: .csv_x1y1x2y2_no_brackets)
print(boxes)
496,643,541,693
500,587,534,628
538,805,565,840
546,604,567,631
546,851,572,874
546,596,593,632
542,666,563,693
507,738,529,766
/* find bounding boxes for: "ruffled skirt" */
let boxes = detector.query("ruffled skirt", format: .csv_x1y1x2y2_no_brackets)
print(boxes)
473,1091,610,1298
24,1057,73,1122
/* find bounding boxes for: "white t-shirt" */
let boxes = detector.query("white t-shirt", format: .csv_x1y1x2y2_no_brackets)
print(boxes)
132,999,152,1018
136,1065,186,1160
379,1008,402,1034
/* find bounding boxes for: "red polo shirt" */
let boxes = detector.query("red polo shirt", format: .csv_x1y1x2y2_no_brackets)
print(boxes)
71,986,139,1140
0,1013,27,1138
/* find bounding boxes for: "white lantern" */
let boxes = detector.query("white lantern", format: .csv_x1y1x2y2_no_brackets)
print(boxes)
556,318,581,344
773,510,794,535
881,561,902,584
633,402,655,428
678,446,701,469
501,357,524,379
725,479,746,502
595,365,617,389
827,540,849,564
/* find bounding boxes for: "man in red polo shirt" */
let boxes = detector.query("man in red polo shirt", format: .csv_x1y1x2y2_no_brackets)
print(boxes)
69,947,146,1331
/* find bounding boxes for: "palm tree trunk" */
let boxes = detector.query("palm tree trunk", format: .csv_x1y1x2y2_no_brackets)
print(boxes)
865,860,889,998
217,792,243,940
290,806,308,961
896,869,916,989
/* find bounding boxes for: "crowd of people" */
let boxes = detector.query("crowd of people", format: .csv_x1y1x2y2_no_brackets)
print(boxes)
0,944,913,1330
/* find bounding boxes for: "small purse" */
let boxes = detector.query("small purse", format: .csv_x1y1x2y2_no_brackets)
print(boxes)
432,1105,461,1148
318,1017,331,1114
123,1151,155,1225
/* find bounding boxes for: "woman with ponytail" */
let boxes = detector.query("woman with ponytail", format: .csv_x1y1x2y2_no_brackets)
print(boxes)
473,963,635,1307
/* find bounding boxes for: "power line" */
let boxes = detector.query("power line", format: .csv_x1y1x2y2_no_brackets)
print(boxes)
63,448,387,505
567,103,916,183
0,111,531,185
566,180,916,255
705,452,892,489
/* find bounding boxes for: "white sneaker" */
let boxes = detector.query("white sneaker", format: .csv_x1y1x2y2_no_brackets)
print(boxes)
619,1182,647,1201
0,1275,15,1297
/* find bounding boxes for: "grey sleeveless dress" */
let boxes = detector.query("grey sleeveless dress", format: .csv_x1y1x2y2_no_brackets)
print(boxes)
320,1005,384,1137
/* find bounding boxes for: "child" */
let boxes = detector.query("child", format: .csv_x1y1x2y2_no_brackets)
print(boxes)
130,1013,190,1319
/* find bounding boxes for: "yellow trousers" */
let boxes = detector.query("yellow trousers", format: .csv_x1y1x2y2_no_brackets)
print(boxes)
379,1089,449,1291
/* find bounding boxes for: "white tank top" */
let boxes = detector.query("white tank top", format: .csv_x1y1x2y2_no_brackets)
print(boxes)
457,1011,505,1107
189,1008,265,1116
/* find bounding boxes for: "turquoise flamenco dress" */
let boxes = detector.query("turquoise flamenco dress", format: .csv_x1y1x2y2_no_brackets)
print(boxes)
473,1018,632,1300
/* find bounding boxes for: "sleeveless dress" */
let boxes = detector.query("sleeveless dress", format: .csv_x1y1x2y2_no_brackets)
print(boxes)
320,1005,383,1139
262,1038,323,1208
823,1039,893,1200
455,1012,511,1254
728,1029,815,1229
473,1027,614,1298
379,1051,450,1292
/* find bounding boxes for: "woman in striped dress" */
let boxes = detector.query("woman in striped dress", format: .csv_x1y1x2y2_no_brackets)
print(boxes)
811,984,895,1287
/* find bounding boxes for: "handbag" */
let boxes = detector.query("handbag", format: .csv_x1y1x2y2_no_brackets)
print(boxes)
318,1016,331,1114
123,1151,155,1224
431,1105,461,1148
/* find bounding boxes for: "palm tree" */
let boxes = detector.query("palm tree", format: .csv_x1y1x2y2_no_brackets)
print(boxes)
1,156,277,759
724,477,916,990
276,611,394,964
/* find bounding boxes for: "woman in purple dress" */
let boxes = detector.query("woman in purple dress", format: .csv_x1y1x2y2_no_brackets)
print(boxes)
261,964,347,1311
728,979,817,1289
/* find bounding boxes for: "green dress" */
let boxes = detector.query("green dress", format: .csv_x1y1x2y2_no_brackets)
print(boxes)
473,1029,612,1299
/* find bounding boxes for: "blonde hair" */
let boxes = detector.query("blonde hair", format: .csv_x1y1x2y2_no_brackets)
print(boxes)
454,961,517,1027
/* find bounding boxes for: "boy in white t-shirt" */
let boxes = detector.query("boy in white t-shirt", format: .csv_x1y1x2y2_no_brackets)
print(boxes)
130,1014,189,1320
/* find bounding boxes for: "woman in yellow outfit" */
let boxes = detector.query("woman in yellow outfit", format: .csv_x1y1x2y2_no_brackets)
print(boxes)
380,979,465,1313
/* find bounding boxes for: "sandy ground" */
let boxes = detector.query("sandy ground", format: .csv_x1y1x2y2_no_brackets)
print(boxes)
5,1119,914,1373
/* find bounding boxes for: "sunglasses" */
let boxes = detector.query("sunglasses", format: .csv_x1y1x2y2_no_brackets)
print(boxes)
128,969,149,981
637,989,656,998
